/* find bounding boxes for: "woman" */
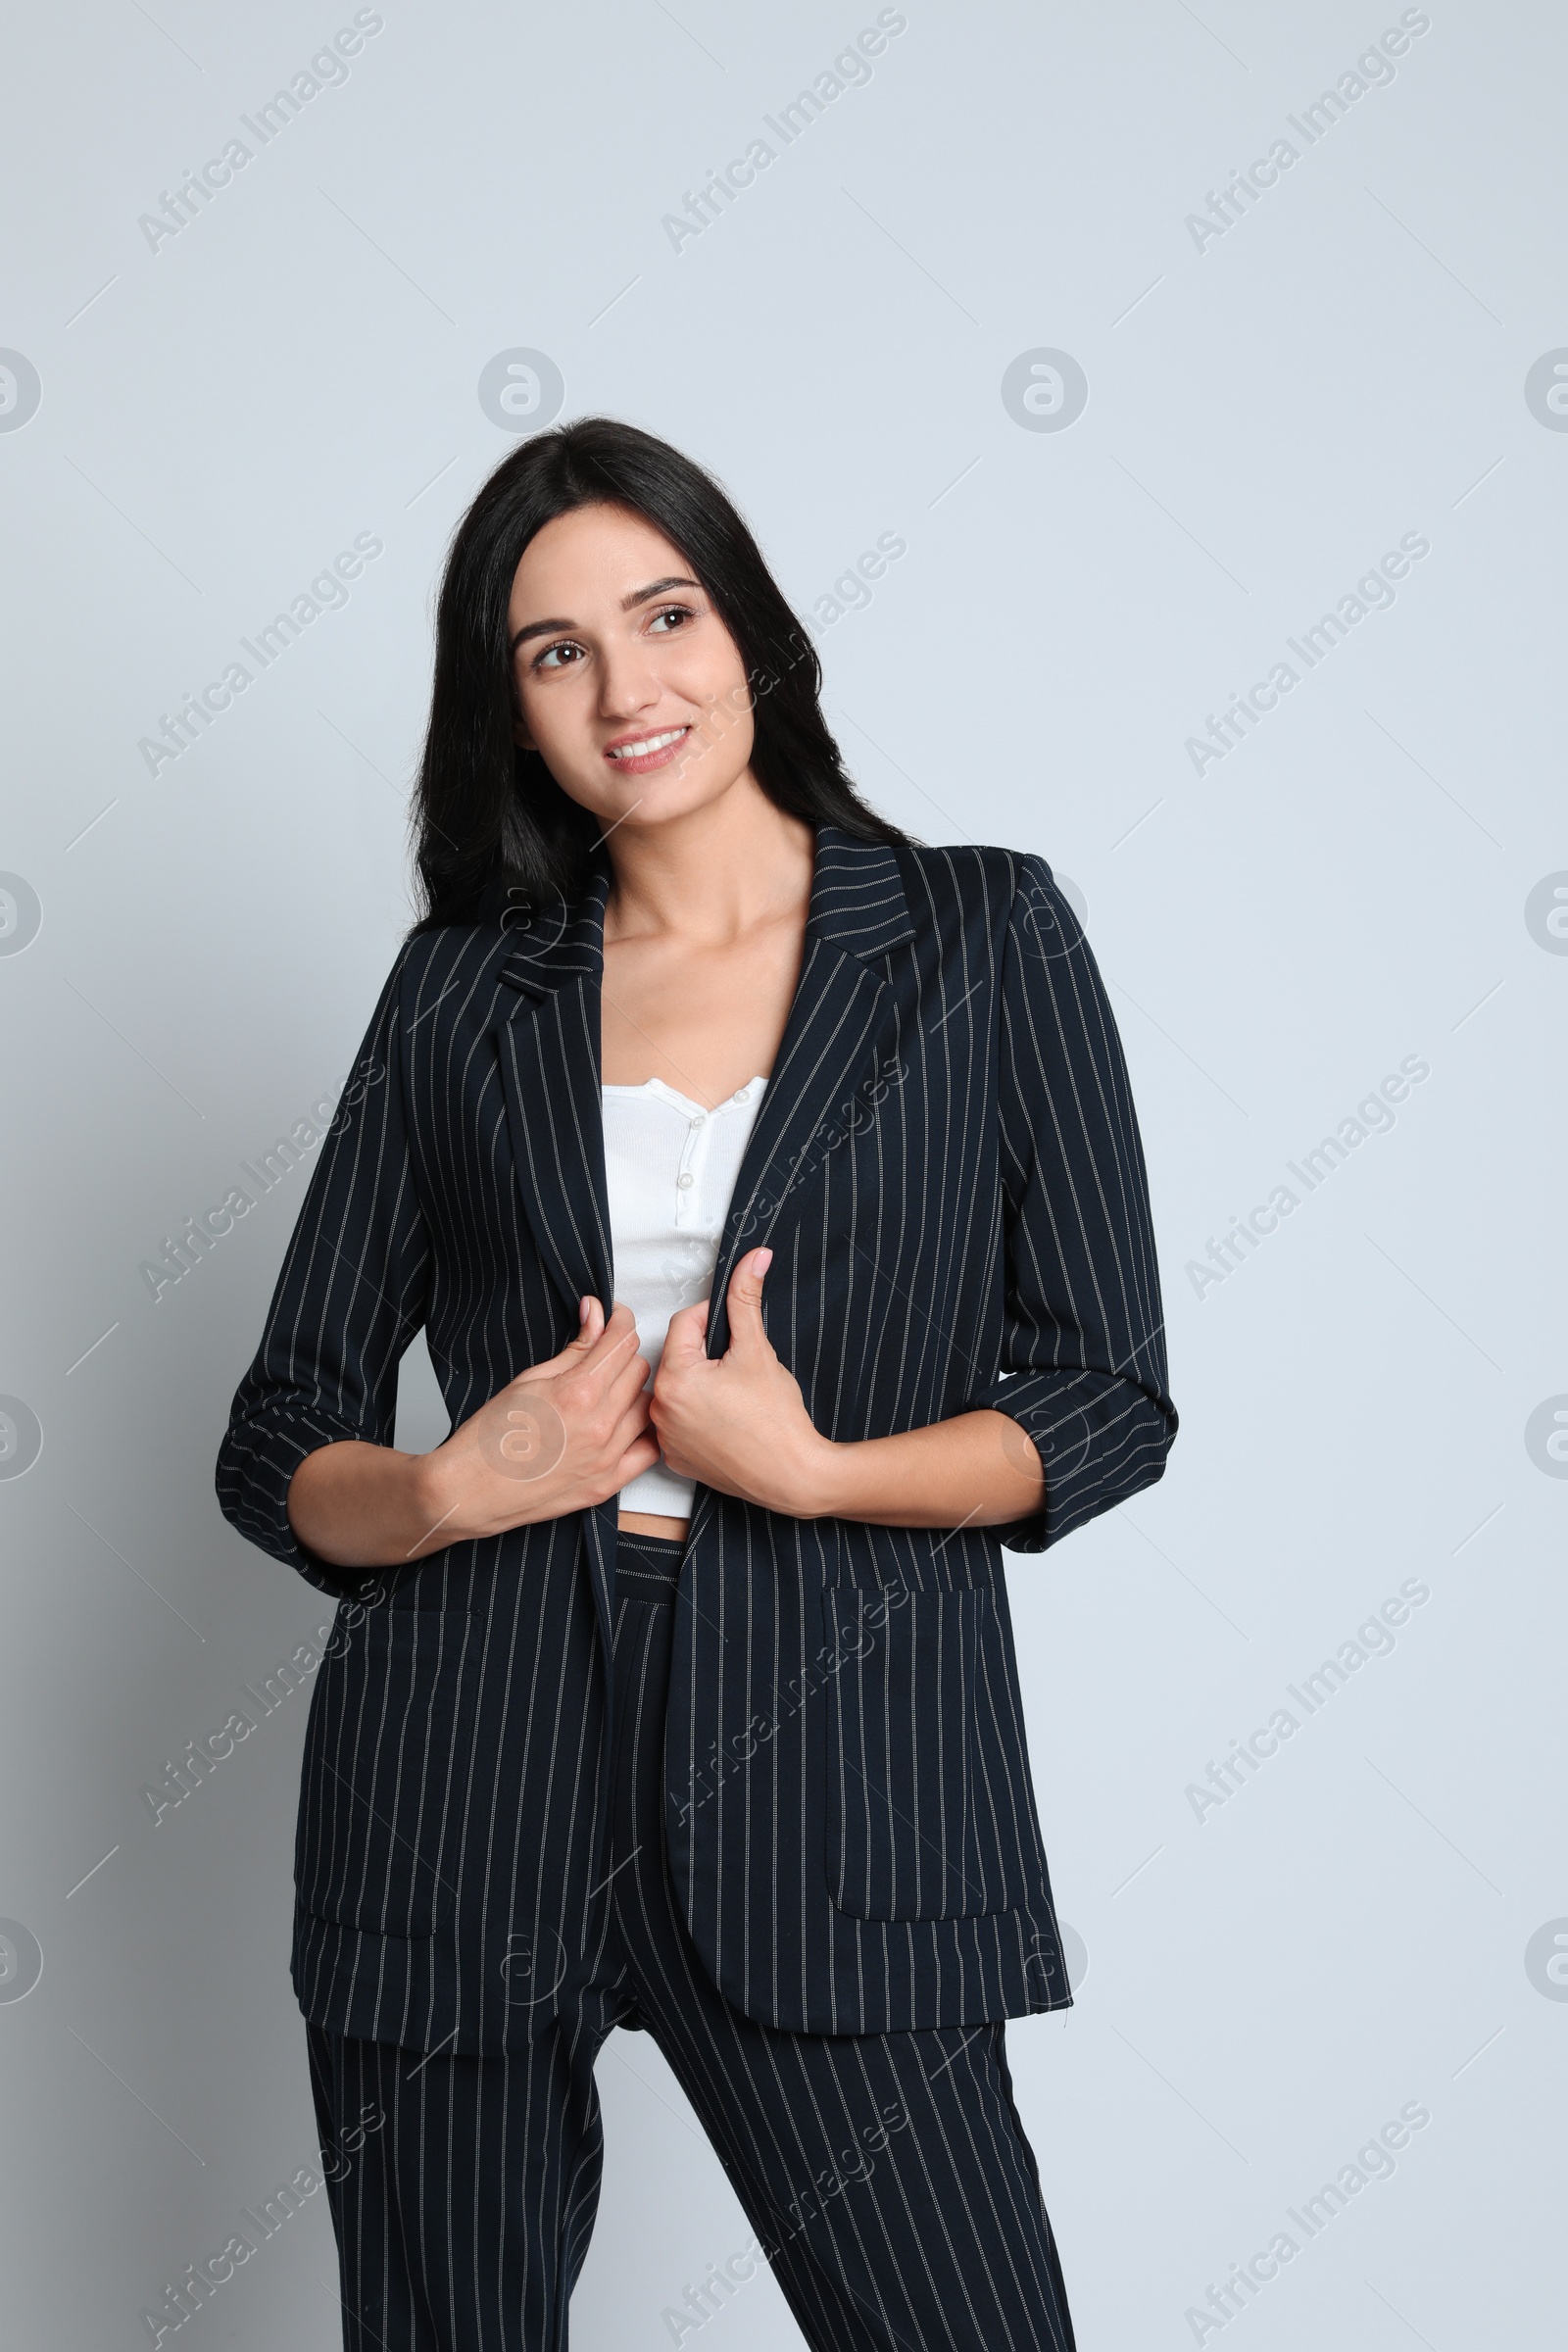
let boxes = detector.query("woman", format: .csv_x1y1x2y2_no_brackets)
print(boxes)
217,416,1177,2352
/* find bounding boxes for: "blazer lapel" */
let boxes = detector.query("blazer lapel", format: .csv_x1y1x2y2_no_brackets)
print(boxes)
493,855,615,1321
491,855,621,1705
703,828,915,1352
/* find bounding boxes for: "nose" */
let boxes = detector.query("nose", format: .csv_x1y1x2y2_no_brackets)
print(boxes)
596,636,664,725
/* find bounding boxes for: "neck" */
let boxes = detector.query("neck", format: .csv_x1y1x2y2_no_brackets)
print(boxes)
602,779,816,949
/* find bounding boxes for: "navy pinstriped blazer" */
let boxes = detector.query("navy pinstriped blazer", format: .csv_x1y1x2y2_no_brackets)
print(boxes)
216,827,1176,2053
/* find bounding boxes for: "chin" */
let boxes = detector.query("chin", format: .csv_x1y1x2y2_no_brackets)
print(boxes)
612,769,749,831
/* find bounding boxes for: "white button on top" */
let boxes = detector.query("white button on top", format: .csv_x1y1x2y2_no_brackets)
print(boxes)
690,1112,706,1127
677,1171,694,1189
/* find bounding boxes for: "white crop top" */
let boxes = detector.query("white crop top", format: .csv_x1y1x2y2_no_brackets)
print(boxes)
601,1073,767,1520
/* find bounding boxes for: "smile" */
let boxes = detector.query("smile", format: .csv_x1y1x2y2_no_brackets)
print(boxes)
605,727,690,764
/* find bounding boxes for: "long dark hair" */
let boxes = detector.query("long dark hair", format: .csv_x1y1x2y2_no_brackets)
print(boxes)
406,416,916,934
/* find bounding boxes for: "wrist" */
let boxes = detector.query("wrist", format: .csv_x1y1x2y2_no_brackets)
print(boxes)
797,1434,855,1521
405,1445,463,1555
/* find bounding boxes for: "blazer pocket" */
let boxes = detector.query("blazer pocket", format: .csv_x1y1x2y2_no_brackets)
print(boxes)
299,1605,479,1938
822,1587,1037,1923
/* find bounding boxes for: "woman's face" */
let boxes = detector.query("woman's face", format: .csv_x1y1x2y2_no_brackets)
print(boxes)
508,502,756,833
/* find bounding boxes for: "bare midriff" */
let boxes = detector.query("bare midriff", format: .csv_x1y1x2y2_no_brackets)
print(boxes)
617,1509,691,1541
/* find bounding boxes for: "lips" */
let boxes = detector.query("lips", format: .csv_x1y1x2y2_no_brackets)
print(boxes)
602,725,692,774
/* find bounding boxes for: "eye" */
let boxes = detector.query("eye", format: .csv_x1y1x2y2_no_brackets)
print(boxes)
531,638,584,672
648,603,696,634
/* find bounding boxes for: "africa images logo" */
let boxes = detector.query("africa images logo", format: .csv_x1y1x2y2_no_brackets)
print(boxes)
1001,350,1089,433
477,350,565,434
1524,1920,1568,2000
0,350,42,432
0,1921,44,2003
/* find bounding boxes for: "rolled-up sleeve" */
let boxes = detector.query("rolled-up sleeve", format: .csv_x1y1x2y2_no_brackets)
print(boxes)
215,943,432,1600
969,854,1177,1552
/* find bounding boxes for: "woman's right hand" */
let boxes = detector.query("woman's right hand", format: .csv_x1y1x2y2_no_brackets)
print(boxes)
417,1298,659,1546
285,1298,659,1569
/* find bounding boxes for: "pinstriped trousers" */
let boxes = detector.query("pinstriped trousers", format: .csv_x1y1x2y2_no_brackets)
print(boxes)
307,1531,1077,2351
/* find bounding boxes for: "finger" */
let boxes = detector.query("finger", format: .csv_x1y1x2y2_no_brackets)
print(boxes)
723,1248,773,1350
512,1300,635,1396
659,1301,709,1369
609,1391,659,1458
521,1296,607,1380
611,1388,656,1448
604,1345,654,1417
654,1306,710,1401
563,1295,605,1355
576,1300,644,1379
613,1432,662,1484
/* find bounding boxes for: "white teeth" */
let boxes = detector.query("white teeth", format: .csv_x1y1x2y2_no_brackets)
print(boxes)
608,727,687,760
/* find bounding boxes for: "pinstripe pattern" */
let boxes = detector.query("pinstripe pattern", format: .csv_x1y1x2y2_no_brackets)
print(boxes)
307,1531,1077,2350
216,826,1176,2051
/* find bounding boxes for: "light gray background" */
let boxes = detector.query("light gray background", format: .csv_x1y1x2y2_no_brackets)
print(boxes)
1,1,1562,2344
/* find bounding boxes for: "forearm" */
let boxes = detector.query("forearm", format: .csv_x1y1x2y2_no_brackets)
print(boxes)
286,1440,457,1570
809,1408,1044,1530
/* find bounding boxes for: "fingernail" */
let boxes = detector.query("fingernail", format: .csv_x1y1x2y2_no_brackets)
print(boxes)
579,1296,591,1323
754,1249,772,1273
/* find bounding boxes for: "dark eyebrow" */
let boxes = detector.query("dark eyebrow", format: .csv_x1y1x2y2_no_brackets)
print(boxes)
509,576,703,657
620,574,702,612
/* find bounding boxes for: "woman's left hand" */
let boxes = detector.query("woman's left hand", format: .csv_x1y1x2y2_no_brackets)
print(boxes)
650,1249,838,1515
